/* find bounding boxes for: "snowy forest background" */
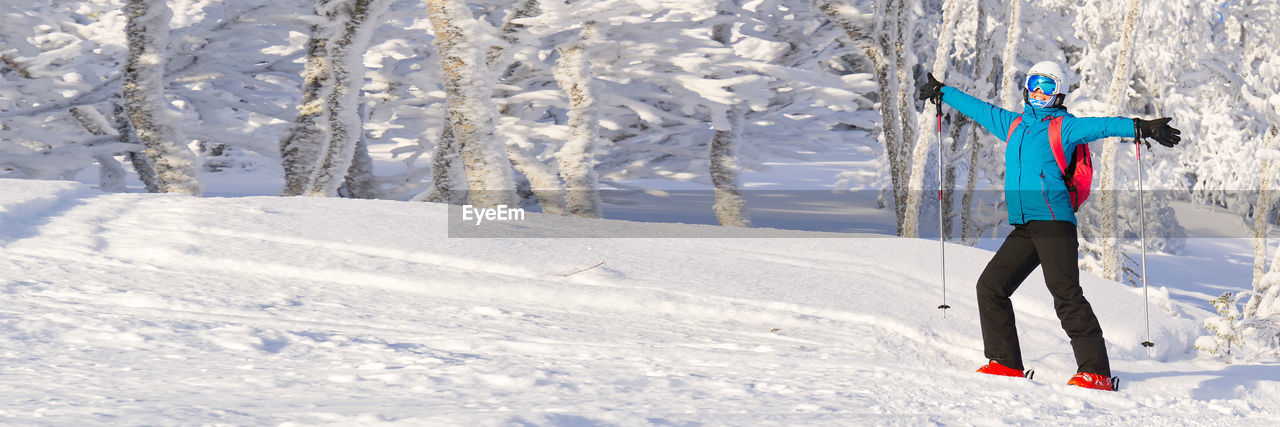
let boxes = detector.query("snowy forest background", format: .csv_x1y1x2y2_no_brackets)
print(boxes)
1,0,1279,360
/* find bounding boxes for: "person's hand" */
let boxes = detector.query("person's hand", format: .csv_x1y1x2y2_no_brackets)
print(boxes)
918,72,945,103
1133,118,1181,148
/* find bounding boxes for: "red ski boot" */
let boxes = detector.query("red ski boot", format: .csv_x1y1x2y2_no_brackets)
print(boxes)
976,361,1025,378
1067,372,1116,391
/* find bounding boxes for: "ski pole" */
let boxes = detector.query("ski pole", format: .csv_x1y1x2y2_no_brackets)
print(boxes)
1136,137,1154,352
936,97,950,311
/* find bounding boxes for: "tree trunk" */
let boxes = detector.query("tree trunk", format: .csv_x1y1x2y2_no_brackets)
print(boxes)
707,2,749,227
280,11,332,196
112,99,161,192
814,0,906,234
425,120,467,203
1094,0,1143,281
961,0,998,243
306,0,390,196
342,103,377,199
710,104,750,227
426,0,518,208
122,0,201,195
553,24,604,218
998,0,1023,111
893,0,918,237
485,0,570,214
901,0,959,238
1249,124,1280,318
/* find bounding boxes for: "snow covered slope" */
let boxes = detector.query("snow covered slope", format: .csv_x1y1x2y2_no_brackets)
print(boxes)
0,179,1277,425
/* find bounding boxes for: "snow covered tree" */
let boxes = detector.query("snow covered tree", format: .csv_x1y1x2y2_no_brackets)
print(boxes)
111,99,161,193
283,0,856,218
426,0,518,208
123,0,201,195
1249,251,1280,341
957,0,1005,244
305,0,394,197
0,0,307,192
423,121,467,203
420,0,561,208
393,0,561,208
485,0,873,218
708,103,749,226
0,1,130,183
140,0,320,190
901,0,961,239
1206,130,1280,364
707,1,749,227
1201,243,1280,363
1254,125,1280,293
490,0,568,214
997,0,1022,111
552,22,603,218
343,103,378,199
278,0,385,199
280,5,334,197
817,0,910,234
891,0,918,236
1239,0,1280,325
1088,0,1143,282
1196,291,1250,361
1061,0,1184,281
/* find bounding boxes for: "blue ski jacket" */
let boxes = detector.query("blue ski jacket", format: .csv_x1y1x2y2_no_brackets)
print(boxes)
939,86,1136,225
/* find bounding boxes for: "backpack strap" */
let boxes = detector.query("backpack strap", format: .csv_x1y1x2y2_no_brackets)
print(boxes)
1048,117,1068,176
1006,117,1023,142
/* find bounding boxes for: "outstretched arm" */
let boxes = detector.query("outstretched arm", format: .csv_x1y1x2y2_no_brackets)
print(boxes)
1061,116,1136,146
918,73,1019,141
1063,117,1181,148
939,87,1020,142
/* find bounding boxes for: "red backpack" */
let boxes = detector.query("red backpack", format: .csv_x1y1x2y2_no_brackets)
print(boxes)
1007,116,1093,212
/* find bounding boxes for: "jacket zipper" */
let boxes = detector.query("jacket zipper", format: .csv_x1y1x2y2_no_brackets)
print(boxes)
1040,172,1056,221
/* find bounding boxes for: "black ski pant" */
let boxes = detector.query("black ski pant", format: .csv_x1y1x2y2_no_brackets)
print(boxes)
976,220,1109,377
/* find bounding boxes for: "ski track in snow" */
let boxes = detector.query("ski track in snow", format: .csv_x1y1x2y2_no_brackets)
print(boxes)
0,180,1278,425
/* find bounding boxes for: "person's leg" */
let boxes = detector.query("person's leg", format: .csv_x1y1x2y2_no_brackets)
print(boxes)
1027,220,1109,377
976,225,1042,370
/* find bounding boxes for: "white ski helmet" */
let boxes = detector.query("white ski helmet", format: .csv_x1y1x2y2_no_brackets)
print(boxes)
1025,61,1069,108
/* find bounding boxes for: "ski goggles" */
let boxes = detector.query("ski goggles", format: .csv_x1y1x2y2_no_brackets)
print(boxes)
1026,74,1059,95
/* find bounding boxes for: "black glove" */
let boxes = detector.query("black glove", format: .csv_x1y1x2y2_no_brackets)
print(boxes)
918,72,945,104
1133,117,1181,148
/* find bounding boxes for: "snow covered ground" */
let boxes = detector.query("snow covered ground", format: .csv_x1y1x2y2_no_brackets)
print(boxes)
2,178,1278,425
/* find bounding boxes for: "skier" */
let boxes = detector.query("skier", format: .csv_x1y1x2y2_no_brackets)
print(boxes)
916,61,1181,391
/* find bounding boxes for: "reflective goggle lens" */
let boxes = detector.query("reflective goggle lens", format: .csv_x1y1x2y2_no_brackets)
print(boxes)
1027,75,1057,95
